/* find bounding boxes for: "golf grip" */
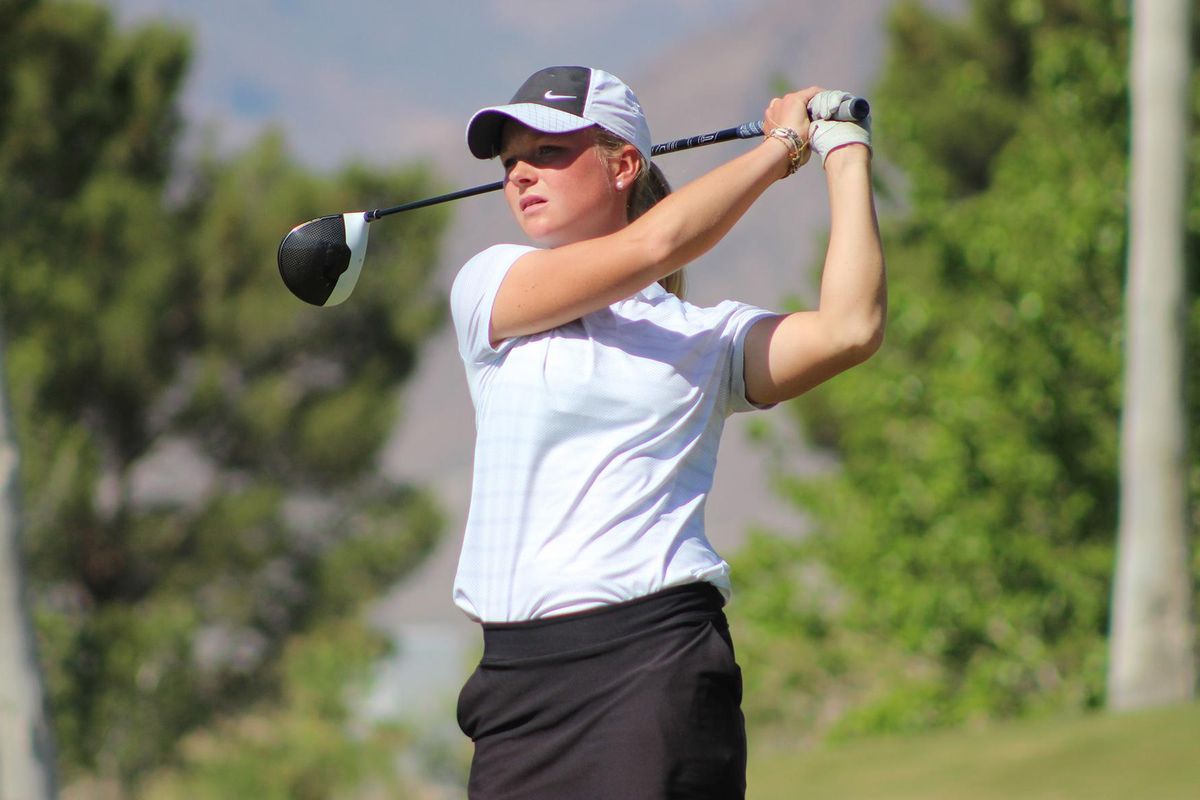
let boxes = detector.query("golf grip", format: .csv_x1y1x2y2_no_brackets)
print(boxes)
365,96,869,222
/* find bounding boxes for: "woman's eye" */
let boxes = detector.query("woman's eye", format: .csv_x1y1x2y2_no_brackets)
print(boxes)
499,144,563,172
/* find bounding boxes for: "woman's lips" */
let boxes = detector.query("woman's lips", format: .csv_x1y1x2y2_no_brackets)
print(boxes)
520,195,546,213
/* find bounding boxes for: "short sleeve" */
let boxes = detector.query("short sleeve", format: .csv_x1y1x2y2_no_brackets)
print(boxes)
721,302,777,415
450,244,538,364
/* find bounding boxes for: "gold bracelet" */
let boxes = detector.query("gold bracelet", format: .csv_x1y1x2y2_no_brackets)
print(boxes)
767,126,811,176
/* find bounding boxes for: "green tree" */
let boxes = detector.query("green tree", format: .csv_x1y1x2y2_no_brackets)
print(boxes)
1,0,447,791
732,0,1199,740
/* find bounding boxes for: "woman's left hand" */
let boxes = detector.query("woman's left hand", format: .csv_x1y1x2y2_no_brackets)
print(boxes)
807,90,873,167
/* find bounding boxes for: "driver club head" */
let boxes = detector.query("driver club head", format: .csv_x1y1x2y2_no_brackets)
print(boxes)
277,212,370,306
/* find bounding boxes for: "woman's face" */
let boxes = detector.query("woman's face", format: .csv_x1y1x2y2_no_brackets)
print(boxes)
498,122,629,248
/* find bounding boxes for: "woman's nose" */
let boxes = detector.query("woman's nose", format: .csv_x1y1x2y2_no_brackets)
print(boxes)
508,159,536,185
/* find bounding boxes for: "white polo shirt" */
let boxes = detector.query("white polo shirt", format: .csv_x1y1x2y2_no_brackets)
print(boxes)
449,244,774,623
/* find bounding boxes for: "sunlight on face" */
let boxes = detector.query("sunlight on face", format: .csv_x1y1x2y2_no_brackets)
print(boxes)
497,122,627,247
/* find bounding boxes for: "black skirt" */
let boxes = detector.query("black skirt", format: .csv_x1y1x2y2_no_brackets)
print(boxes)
457,582,746,799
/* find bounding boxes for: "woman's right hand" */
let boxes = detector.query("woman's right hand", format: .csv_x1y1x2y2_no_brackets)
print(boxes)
762,87,822,177
763,87,822,146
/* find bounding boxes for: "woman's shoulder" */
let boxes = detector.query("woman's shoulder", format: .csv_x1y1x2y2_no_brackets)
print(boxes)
452,244,539,297
461,243,539,274
635,287,773,328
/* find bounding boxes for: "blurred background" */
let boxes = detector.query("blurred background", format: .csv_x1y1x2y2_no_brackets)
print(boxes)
0,0,1196,797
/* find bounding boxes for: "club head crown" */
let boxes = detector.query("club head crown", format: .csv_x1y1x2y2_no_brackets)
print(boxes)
277,212,370,306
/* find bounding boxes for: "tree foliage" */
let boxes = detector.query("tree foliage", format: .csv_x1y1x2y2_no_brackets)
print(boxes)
732,0,1199,739
1,0,447,790
137,619,416,800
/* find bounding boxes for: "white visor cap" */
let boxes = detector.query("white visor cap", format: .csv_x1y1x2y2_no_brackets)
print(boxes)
466,66,652,162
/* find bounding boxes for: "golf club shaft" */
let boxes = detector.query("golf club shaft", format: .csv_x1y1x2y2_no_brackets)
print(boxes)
364,97,867,222
363,122,764,222
365,180,505,220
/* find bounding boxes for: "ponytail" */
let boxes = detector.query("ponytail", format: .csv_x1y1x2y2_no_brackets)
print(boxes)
594,129,685,299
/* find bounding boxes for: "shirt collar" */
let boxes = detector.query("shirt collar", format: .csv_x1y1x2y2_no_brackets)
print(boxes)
639,281,667,300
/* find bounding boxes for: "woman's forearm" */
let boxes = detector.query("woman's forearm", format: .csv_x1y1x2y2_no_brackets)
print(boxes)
629,139,791,277
816,145,886,352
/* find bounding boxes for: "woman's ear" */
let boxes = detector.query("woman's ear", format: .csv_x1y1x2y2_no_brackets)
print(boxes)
612,145,641,191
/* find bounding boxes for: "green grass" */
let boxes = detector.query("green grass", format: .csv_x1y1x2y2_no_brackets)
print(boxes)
748,703,1200,799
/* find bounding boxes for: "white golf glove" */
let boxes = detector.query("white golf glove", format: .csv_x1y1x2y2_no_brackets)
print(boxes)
807,90,872,167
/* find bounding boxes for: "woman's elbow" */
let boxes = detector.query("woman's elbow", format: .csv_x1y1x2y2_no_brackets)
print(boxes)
838,315,885,365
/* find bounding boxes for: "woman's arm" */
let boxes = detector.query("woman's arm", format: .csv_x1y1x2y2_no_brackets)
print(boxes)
489,89,822,346
742,143,886,404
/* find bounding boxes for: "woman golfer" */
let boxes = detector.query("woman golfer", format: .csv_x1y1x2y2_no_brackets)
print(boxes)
450,65,884,799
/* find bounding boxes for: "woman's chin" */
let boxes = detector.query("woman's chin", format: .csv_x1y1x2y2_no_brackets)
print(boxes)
523,225,568,249
519,216,609,248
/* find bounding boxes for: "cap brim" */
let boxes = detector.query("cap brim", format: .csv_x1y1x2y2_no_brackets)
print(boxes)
466,103,595,159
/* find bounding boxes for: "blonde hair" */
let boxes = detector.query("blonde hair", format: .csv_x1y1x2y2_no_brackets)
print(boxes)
593,128,684,299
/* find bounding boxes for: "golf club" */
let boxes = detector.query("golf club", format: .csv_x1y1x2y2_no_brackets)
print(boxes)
277,97,869,306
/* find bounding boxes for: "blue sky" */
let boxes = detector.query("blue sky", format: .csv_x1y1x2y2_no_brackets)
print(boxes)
105,0,750,171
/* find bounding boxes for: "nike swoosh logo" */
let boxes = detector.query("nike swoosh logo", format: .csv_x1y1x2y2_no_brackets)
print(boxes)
543,90,577,101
